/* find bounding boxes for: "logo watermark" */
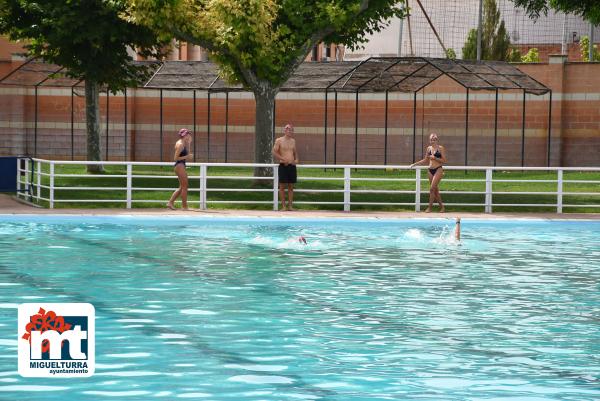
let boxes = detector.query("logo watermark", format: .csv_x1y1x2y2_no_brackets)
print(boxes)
18,303,95,377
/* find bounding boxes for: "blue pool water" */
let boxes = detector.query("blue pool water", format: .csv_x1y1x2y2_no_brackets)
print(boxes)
0,215,599,401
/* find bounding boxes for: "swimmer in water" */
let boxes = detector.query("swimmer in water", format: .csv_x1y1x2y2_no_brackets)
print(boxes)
455,217,461,241
298,236,307,245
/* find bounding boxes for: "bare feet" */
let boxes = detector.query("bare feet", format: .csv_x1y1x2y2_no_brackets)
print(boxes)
440,207,446,213
287,205,294,211
424,207,432,213
166,203,175,210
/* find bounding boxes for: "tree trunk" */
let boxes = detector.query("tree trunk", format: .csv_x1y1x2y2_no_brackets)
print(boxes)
85,80,104,173
253,85,277,179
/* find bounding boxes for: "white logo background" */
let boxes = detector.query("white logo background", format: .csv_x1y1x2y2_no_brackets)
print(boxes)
18,303,95,378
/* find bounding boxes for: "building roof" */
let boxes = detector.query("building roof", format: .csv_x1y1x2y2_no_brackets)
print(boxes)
0,57,550,95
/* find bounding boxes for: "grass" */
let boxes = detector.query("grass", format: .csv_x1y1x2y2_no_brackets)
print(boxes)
20,164,600,213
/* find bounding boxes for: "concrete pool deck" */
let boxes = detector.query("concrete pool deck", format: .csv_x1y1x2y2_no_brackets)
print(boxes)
2,194,598,220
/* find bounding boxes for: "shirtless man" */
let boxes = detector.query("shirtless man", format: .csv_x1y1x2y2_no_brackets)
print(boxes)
272,124,299,211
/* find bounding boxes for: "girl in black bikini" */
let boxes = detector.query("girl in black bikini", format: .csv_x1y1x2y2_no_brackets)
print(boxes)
167,128,193,210
410,133,447,213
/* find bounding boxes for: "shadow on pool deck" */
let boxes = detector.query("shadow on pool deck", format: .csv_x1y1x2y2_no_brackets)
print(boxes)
1,194,598,220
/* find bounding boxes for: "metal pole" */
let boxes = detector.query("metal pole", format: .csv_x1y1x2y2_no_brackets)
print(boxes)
521,90,526,167
412,91,417,163
493,88,498,166
590,23,595,61
272,97,276,144
71,87,74,160
207,90,211,162
334,90,338,164
384,90,389,164
159,89,163,162
398,16,404,56
465,88,469,166
324,90,328,164
225,91,229,163
124,89,128,160
406,0,414,56
106,92,109,161
561,13,568,55
477,0,483,60
415,0,448,55
354,90,359,165
547,90,552,167
193,90,197,162
34,86,38,157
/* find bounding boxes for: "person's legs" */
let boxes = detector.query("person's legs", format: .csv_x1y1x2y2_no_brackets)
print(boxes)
279,183,287,210
179,170,189,210
287,184,294,210
167,188,180,209
167,165,186,209
426,171,434,212
431,170,444,212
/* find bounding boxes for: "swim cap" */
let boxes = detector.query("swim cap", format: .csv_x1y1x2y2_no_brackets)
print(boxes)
179,128,191,137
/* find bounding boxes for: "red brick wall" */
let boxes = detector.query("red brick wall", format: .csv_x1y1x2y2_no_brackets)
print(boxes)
1,59,599,166
515,43,583,62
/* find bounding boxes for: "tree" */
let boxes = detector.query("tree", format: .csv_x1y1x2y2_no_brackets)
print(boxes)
580,36,600,61
511,0,600,25
445,48,457,60
491,20,511,60
0,0,166,172
128,0,407,176
462,29,478,60
521,48,540,62
462,0,512,61
507,47,522,62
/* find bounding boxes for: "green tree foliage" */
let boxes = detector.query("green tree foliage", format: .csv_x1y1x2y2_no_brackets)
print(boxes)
491,20,511,60
580,36,600,61
445,48,457,59
511,0,600,25
128,0,407,173
521,48,540,62
462,29,478,60
0,0,165,172
462,0,512,60
508,47,522,62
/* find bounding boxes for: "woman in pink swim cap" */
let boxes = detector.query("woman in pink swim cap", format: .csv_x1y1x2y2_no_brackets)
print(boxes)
167,128,193,210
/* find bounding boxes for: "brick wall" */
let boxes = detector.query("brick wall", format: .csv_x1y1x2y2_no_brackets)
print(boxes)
1,58,599,166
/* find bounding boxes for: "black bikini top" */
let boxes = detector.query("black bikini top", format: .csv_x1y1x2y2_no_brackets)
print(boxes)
428,148,442,158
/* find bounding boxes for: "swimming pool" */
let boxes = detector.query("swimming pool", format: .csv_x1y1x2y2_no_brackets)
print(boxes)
0,216,599,400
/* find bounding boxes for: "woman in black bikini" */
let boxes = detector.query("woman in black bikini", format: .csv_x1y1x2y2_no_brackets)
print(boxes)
167,128,193,210
410,133,447,213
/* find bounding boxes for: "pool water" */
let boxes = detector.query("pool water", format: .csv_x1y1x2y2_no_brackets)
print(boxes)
0,216,599,401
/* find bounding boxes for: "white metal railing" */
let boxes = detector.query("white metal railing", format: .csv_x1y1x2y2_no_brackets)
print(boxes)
15,158,600,213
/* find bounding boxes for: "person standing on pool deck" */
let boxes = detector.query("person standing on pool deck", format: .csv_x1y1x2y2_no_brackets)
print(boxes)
272,123,299,211
167,128,193,210
410,133,447,213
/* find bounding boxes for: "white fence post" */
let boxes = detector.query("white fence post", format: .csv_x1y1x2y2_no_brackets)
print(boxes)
557,169,563,213
415,168,421,212
15,158,21,196
343,167,351,212
23,158,30,195
272,165,279,211
485,168,493,213
126,163,132,209
49,162,55,209
201,164,207,210
36,160,41,200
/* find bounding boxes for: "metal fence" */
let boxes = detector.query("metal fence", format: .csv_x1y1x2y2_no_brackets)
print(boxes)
15,158,600,213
